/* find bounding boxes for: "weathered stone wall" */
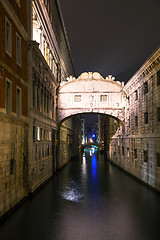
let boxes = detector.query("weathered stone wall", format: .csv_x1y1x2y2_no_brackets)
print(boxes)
0,115,28,217
0,0,28,217
27,0,77,192
57,116,81,170
109,47,160,191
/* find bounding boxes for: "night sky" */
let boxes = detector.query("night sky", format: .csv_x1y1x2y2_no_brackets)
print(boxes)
59,0,160,83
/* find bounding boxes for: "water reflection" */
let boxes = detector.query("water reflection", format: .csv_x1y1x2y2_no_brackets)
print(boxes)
61,181,83,202
1,152,160,240
91,154,97,179
82,153,86,175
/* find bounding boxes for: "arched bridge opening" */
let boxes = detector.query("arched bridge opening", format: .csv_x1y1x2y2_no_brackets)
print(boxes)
57,72,128,167
58,72,127,124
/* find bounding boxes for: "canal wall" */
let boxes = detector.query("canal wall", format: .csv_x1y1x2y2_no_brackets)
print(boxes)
109,47,160,192
57,116,81,170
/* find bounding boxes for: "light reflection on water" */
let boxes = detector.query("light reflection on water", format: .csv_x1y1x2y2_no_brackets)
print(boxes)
82,153,86,175
91,154,97,179
1,151,160,240
61,181,84,202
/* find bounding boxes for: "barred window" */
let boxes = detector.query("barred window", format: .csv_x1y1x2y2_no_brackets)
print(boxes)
157,152,160,167
135,90,138,100
157,70,160,86
6,80,12,114
17,87,21,117
134,149,137,159
74,95,81,102
127,148,129,158
157,107,160,121
143,150,148,162
10,158,15,175
100,95,107,102
16,33,21,66
135,116,138,126
144,81,148,95
144,112,148,124
5,18,12,56
122,146,124,155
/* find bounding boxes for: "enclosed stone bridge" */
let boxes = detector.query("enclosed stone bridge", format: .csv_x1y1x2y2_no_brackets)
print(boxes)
58,72,127,123
82,142,103,149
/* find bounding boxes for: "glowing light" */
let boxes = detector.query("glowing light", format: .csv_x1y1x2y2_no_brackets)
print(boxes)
92,154,97,178
61,182,83,202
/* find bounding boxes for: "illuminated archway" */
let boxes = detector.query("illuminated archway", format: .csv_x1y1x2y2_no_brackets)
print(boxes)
58,72,128,123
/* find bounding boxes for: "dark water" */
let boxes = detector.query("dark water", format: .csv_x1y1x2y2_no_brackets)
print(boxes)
0,151,160,240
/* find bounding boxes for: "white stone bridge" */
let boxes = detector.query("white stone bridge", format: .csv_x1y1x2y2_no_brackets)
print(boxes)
58,72,127,123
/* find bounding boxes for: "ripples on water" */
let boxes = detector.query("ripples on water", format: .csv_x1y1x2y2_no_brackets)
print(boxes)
0,149,160,240
61,181,84,202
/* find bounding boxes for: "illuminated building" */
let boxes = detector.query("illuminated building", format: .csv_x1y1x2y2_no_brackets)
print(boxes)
110,47,160,191
27,0,77,191
0,0,28,217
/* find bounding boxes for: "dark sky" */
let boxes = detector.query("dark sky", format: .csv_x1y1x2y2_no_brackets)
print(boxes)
59,0,160,83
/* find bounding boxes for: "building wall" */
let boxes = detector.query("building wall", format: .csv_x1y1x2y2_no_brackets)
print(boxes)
109,47,160,191
27,0,79,192
0,0,28,217
0,0,80,218
58,116,81,170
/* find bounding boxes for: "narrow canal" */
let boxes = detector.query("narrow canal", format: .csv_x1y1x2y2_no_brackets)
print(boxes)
0,150,160,240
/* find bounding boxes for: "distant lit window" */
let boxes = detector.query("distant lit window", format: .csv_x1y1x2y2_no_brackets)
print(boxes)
157,107,160,121
144,81,148,95
16,33,21,66
144,112,148,124
37,127,40,140
6,80,12,114
157,70,160,86
40,128,43,140
5,17,12,56
100,95,107,102
143,150,148,162
74,95,81,102
49,131,51,141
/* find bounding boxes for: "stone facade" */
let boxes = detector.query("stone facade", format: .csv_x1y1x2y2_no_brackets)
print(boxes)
0,0,28,217
109,47,160,191
0,0,81,218
58,117,81,170
27,0,79,192
58,72,126,122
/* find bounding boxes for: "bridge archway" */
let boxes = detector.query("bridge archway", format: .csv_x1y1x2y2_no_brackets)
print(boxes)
58,72,127,123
